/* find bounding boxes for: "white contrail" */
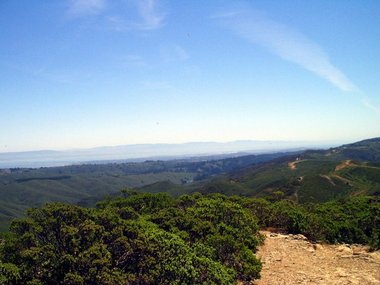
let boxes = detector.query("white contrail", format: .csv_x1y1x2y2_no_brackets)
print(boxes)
214,8,357,92
362,97,380,113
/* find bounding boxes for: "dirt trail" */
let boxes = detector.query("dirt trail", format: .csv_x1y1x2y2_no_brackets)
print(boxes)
253,231,380,285
335,160,356,171
331,174,352,185
320,174,336,186
288,159,305,170
335,160,380,172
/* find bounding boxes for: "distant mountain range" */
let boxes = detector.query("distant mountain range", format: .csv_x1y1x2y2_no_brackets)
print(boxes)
0,140,340,168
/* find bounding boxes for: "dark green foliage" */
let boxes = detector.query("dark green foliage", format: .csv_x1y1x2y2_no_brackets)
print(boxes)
241,196,380,248
297,174,353,203
0,261,20,284
339,167,380,196
307,196,380,245
0,190,379,285
0,193,262,284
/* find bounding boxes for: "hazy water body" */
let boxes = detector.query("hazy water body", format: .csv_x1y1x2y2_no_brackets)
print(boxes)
0,141,338,168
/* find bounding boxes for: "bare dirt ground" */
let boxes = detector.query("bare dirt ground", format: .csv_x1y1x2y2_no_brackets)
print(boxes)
288,159,306,170
252,231,380,285
335,160,356,171
334,160,380,172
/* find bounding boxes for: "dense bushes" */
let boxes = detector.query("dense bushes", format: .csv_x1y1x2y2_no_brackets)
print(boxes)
241,196,380,248
0,193,262,285
0,192,379,284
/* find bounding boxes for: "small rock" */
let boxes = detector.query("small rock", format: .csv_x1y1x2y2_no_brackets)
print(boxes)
337,245,353,254
306,248,315,253
313,244,323,250
294,234,308,240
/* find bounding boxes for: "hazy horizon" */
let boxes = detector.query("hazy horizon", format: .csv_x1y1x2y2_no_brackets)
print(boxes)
0,139,342,168
1,1,379,152
0,138,350,154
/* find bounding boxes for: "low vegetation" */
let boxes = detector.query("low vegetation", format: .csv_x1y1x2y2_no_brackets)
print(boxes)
239,195,380,248
1,191,379,284
0,192,263,285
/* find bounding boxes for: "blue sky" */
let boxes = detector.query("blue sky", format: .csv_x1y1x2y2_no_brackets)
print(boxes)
1,0,379,152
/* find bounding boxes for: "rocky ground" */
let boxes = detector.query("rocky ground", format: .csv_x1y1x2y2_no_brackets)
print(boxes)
252,231,380,285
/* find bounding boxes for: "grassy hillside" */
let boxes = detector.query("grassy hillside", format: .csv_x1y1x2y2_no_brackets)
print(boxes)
200,138,380,203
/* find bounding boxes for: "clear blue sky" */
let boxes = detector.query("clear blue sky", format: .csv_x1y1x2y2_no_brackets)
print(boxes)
1,0,379,152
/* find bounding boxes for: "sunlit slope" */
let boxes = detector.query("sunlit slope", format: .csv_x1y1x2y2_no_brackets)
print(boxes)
201,138,380,202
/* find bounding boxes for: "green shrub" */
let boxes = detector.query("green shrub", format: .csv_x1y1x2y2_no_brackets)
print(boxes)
0,193,262,284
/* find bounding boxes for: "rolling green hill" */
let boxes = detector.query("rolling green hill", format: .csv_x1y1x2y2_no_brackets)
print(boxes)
199,138,380,203
0,152,290,231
